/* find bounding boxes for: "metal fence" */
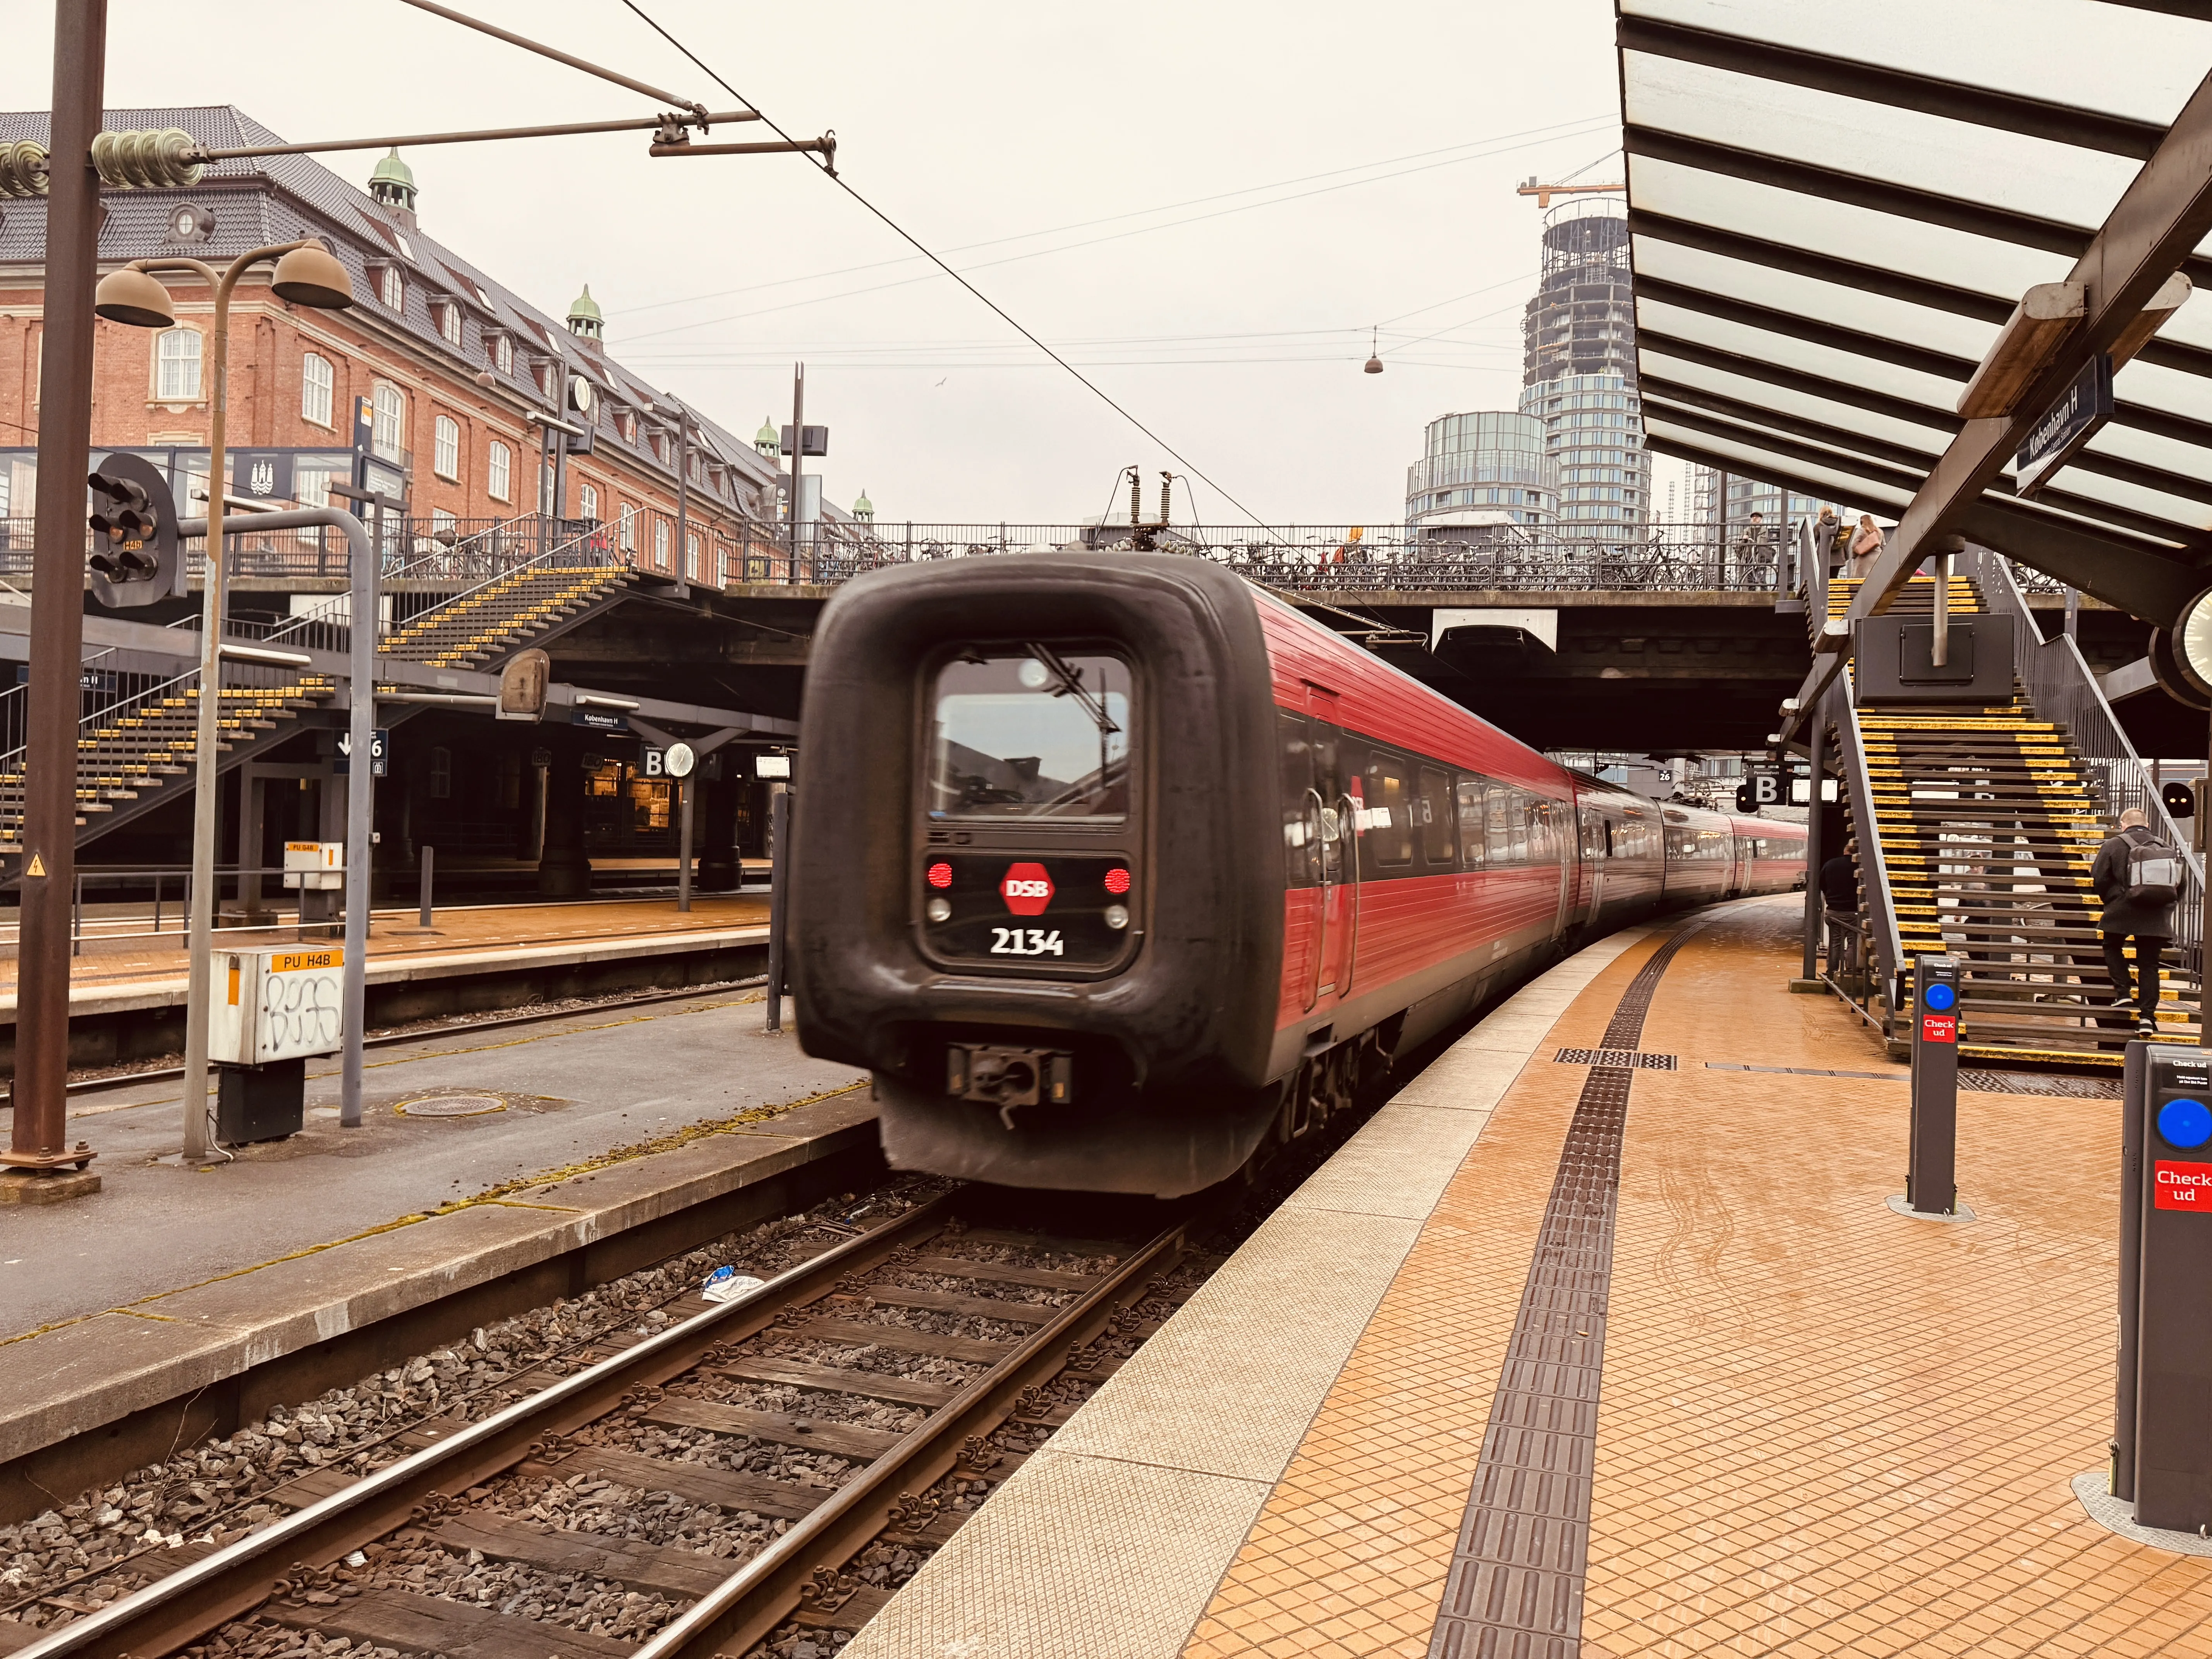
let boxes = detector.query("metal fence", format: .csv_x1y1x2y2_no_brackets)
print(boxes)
2,514,1826,596
782,519,1791,593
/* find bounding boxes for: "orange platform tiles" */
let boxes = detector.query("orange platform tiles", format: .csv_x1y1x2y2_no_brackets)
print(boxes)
847,898,2212,1659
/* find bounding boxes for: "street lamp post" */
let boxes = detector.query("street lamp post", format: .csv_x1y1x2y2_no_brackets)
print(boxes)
93,242,355,1160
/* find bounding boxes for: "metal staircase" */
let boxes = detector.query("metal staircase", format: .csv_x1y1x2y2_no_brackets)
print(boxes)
380,557,635,671
1824,555,2203,1065
0,524,638,868
0,663,335,855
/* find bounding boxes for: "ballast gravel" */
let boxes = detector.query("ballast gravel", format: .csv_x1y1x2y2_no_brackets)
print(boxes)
0,1178,945,1640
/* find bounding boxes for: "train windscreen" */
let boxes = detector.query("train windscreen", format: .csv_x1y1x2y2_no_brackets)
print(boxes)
928,650,1131,819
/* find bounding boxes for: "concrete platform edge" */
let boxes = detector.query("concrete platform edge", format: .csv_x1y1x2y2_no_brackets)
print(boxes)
0,1086,877,1523
840,927,1659,1659
2,925,772,1022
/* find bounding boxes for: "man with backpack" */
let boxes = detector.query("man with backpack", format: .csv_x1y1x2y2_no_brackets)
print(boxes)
2091,807,2185,1030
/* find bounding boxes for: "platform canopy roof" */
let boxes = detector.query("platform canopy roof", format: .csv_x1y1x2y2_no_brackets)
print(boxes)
1618,0,2212,630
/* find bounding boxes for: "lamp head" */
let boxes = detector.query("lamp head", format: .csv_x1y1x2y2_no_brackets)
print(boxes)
271,242,355,310
93,265,176,329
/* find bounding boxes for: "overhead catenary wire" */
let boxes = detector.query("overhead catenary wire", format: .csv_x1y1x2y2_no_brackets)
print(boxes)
613,0,1273,526
618,119,1606,319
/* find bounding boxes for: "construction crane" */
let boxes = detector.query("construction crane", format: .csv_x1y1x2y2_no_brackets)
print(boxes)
1516,175,1624,209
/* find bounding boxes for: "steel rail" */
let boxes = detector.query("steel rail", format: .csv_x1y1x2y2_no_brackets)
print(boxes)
634,1217,1192,1658
8,1194,962,1659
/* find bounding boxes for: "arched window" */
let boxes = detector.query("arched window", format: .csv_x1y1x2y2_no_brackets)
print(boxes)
685,529,701,581
486,441,512,502
618,505,635,551
653,517,670,569
378,264,404,311
433,415,459,480
371,383,405,460
578,481,599,521
301,352,333,426
155,327,202,400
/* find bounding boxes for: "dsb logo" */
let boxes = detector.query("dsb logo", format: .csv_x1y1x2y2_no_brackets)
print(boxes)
1001,862,1055,916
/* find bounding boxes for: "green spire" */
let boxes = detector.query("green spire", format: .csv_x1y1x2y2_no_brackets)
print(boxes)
852,487,874,522
367,147,416,211
566,283,604,340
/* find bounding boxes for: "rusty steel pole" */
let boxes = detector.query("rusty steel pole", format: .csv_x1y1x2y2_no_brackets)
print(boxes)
5,1,108,1186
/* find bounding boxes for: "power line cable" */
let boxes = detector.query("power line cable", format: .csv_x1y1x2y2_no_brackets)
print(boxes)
615,0,1274,525
622,117,1610,319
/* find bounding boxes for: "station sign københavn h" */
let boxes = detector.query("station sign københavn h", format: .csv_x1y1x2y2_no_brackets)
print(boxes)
2015,352,2114,497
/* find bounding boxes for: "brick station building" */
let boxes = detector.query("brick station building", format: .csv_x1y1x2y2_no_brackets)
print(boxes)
0,105,854,895
0,103,830,577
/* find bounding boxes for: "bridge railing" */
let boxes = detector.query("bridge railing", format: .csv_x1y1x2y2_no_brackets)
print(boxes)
5,515,1826,596
767,519,1795,592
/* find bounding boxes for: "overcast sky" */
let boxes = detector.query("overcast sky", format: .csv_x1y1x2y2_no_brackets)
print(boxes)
4,0,1635,525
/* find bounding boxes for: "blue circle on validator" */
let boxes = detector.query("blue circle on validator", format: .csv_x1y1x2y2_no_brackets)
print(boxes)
1923,982,1957,1012
2159,1098,2212,1150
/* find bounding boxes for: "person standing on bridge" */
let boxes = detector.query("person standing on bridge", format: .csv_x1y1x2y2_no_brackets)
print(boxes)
1847,514,1886,578
2092,806,2184,1031
1731,510,1771,589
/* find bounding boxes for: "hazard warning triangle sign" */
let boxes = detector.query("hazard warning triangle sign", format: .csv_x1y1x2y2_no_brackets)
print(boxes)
24,852,45,878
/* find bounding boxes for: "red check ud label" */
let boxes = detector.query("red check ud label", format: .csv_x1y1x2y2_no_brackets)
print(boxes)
2155,1160,2212,1211
1921,1012,1957,1045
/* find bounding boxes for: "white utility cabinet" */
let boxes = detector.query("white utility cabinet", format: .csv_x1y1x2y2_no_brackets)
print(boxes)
283,840,344,891
208,945,345,1065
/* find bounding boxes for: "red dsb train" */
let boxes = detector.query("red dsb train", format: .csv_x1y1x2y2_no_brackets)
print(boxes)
789,553,1805,1197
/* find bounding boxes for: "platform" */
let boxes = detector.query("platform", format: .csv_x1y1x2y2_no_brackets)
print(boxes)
848,896,2212,1658
0,891,770,1003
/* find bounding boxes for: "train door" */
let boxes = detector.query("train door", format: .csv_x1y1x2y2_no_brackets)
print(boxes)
1580,804,1607,924
1294,694,1355,1008
1547,800,1573,939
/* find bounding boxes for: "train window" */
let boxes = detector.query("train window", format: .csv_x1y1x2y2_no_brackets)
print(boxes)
1456,779,1486,867
928,651,1130,819
1363,758,1414,866
1580,806,1606,860
1417,768,1455,866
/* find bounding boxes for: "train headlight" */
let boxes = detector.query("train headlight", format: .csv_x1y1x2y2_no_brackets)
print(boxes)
1104,903,1129,930
926,896,952,923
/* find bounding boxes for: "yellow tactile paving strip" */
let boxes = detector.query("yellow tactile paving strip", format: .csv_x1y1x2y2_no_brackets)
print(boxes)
1185,899,2212,1657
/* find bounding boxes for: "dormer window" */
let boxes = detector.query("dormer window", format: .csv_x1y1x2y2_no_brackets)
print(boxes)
491,332,514,376
620,411,637,445
375,264,404,311
432,298,463,347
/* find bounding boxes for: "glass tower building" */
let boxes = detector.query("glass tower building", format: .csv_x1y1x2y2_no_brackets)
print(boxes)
1516,198,1650,536
1404,410,1558,535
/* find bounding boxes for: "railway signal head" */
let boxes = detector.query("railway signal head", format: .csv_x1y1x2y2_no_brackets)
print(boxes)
84,452,182,608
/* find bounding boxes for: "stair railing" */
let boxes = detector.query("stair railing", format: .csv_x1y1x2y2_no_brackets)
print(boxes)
378,516,628,658
1972,544,2205,979
1831,676,1907,1025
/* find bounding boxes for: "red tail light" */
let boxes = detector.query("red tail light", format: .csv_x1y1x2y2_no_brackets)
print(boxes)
1104,867,1132,895
926,861,953,889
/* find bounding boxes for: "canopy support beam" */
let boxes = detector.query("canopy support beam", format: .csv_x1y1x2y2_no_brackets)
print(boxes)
1777,66,2212,741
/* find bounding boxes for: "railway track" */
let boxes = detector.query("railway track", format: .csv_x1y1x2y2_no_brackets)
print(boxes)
5,1191,1208,1659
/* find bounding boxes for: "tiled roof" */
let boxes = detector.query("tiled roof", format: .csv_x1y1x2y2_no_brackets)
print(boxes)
0,105,790,519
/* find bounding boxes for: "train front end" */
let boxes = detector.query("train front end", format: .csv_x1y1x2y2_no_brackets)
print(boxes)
789,552,1286,1197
